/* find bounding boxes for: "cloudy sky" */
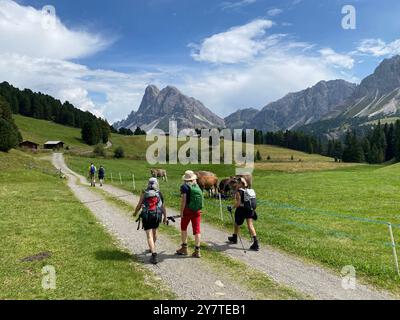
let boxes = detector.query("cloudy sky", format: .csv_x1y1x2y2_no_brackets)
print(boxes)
1,0,400,122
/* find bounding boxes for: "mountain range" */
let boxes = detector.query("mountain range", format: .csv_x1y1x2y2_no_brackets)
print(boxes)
115,55,400,136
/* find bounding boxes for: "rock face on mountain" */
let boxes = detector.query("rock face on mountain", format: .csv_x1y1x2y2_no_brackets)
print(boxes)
248,80,357,132
115,85,225,132
299,55,400,137
224,108,259,129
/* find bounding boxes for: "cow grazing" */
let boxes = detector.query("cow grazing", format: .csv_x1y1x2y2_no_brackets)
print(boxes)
195,171,219,197
150,169,168,182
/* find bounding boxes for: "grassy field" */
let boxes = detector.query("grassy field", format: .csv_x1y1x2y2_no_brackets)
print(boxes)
67,155,400,294
15,115,352,167
0,150,174,300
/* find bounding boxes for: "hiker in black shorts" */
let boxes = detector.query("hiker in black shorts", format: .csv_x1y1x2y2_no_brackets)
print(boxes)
133,178,167,264
228,177,260,251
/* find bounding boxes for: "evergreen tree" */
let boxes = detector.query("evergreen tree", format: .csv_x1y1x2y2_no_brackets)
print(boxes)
0,96,21,152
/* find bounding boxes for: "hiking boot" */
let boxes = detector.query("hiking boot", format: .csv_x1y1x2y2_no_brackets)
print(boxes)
150,253,158,265
192,248,201,258
176,244,188,256
228,235,238,244
250,242,260,252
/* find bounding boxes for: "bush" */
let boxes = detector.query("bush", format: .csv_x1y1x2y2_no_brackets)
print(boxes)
267,155,271,161
93,144,106,157
114,146,125,159
255,150,262,162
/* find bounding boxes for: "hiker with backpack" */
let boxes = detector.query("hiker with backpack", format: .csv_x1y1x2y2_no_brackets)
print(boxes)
98,165,105,187
133,178,167,265
176,171,204,258
228,177,260,251
88,163,97,187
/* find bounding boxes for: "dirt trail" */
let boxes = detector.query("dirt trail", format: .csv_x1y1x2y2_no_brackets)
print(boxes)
52,153,255,300
96,170,394,300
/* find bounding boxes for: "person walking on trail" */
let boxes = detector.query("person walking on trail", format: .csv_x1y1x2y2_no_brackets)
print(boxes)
176,171,204,258
98,165,105,187
88,163,97,187
228,177,260,251
133,178,167,265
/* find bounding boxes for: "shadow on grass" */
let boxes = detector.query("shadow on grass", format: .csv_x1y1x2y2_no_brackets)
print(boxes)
95,250,133,261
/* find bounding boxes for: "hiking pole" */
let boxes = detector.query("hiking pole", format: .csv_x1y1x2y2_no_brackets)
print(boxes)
227,206,247,254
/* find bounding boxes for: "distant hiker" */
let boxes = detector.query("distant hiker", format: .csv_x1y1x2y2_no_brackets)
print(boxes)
133,178,167,265
176,171,204,258
228,177,259,251
88,163,97,187
98,166,105,187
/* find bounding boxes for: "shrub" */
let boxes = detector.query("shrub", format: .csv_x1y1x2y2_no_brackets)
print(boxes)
114,146,125,159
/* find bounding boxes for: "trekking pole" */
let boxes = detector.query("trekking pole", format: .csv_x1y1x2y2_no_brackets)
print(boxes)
219,193,224,222
227,206,247,254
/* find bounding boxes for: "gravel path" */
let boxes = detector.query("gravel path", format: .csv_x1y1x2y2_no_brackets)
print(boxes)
94,169,394,300
52,153,255,300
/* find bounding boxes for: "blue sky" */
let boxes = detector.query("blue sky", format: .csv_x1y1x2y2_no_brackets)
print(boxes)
1,0,400,122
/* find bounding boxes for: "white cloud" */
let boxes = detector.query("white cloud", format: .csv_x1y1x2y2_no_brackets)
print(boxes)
191,19,274,64
221,0,257,10
267,8,283,16
182,53,342,116
0,52,165,122
357,38,400,57
0,0,111,59
319,48,354,69
184,21,358,116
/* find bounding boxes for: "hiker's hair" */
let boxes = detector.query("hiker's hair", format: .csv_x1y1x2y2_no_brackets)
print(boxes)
238,177,248,188
185,180,196,186
148,180,159,190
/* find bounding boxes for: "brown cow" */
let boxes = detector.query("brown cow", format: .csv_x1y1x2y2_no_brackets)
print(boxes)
219,178,233,196
195,171,219,197
150,169,168,182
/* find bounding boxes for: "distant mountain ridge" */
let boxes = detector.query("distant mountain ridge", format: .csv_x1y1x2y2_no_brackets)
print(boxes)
117,55,400,137
114,85,225,132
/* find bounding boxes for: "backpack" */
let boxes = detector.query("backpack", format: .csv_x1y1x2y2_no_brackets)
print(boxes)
141,189,163,225
240,188,257,212
187,184,204,212
90,165,96,175
98,168,105,177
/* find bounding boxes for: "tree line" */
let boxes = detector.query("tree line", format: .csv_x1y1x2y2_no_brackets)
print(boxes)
252,121,400,164
0,96,22,152
253,129,324,155
327,121,400,164
0,82,111,146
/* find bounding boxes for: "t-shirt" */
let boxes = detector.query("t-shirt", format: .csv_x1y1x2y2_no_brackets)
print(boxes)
180,184,191,208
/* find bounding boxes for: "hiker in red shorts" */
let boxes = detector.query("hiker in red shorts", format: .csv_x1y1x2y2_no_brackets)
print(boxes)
176,171,204,258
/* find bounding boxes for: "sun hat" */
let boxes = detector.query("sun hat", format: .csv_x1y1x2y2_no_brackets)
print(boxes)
182,170,197,182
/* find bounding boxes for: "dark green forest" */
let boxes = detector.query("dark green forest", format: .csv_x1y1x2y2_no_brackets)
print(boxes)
0,82,111,146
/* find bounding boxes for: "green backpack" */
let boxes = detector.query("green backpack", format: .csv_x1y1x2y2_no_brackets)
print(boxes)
188,184,204,211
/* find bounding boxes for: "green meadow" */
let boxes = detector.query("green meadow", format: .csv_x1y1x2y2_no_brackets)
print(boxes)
0,150,174,300
67,155,400,294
